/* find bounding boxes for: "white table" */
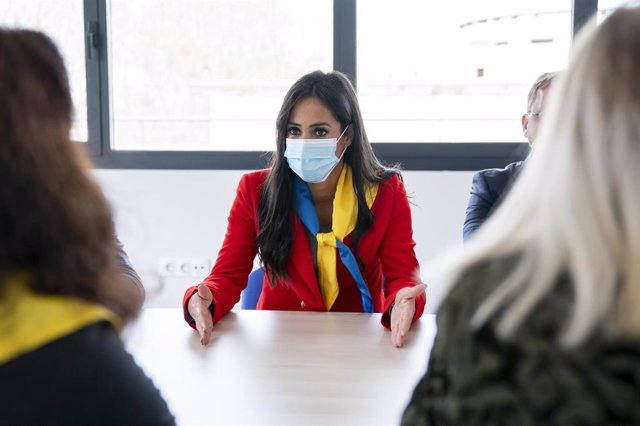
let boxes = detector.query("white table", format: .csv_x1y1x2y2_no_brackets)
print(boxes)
125,309,436,426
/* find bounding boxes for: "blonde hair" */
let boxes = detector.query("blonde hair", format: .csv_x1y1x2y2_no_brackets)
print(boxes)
526,72,557,112
444,7,640,347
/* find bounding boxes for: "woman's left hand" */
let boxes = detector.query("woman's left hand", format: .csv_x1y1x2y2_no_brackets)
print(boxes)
390,284,427,348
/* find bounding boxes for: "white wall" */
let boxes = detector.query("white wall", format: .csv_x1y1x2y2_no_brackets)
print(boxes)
94,169,474,313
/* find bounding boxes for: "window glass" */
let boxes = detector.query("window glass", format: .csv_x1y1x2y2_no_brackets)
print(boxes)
108,0,333,151
0,0,88,142
357,0,572,143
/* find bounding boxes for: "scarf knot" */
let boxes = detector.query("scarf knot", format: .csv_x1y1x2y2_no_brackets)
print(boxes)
293,165,378,312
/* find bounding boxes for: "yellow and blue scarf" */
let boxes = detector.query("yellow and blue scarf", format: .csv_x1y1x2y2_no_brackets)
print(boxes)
0,275,119,365
293,165,378,312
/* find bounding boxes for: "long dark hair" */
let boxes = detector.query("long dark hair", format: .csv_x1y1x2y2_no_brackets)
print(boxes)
256,70,399,281
0,29,138,323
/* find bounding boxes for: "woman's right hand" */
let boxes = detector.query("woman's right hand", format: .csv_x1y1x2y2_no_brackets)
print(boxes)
187,283,214,345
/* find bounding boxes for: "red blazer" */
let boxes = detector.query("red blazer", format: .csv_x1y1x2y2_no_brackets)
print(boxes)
183,169,425,329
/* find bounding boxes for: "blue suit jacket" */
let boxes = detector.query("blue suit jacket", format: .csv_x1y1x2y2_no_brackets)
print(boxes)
463,161,524,242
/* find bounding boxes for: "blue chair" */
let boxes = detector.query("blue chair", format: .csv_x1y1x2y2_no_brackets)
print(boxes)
242,268,264,309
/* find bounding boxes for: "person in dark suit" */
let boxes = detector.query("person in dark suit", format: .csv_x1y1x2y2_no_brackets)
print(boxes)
463,72,556,241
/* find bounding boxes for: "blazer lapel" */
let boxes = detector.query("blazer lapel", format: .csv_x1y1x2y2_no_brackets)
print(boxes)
288,214,324,310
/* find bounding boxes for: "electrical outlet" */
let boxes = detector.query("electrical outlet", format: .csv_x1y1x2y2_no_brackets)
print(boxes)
157,257,211,277
177,258,192,276
189,258,211,277
157,257,178,277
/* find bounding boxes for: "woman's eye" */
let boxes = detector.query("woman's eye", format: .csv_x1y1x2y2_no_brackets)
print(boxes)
287,127,301,137
314,128,328,137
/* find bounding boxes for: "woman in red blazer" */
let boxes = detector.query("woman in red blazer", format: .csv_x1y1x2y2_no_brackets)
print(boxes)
184,71,426,347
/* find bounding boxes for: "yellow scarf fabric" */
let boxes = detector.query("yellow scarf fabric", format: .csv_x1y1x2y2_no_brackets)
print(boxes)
0,275,119,365
317,165,378,310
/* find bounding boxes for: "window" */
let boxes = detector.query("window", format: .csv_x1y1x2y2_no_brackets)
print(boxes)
2,0,600,169
107,0,333,151
0,0,88,142
357,0,572,143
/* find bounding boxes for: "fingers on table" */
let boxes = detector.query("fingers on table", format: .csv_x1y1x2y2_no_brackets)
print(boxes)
195,304,213,345
190,288,213,346
391,306,411,347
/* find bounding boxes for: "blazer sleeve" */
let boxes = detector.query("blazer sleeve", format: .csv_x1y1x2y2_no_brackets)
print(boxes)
182,173,259,327
463,171,494,242
379,176,426,329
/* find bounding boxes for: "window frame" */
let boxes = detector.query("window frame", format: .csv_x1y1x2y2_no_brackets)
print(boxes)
83,0,598,170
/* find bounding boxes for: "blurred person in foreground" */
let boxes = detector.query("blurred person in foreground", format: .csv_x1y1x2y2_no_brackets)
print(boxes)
0,29,175,425
462,72,557,241
403,6,640,425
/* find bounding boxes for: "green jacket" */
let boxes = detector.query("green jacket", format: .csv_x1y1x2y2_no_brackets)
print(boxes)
402,261,640,425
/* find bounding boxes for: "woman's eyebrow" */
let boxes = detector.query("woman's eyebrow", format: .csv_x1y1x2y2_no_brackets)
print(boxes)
287,121,332,128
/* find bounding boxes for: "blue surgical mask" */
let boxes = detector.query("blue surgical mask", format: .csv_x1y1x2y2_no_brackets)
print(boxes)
284,126,349,183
